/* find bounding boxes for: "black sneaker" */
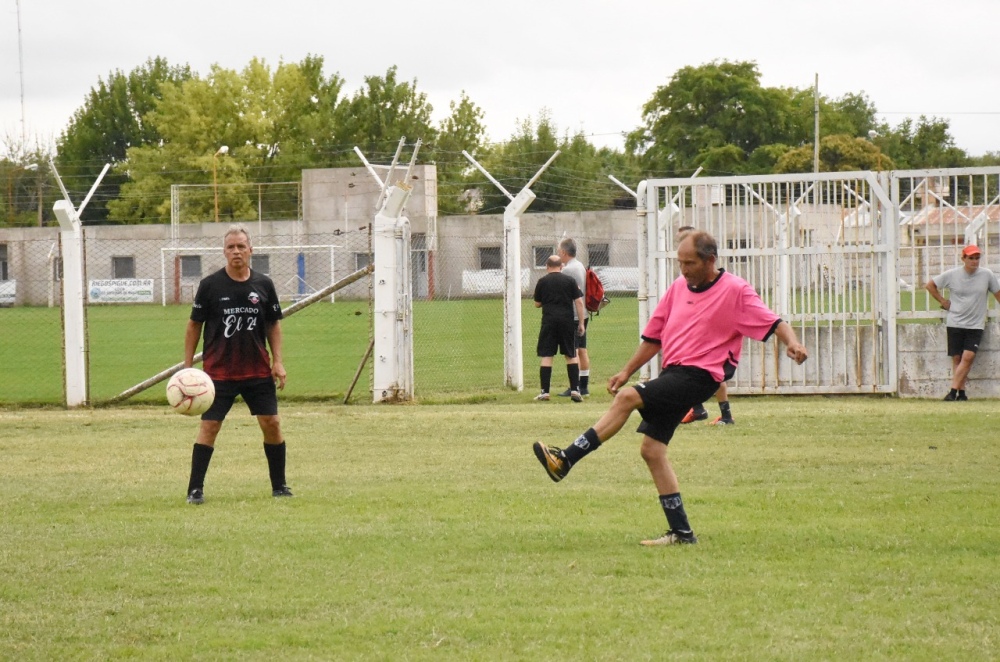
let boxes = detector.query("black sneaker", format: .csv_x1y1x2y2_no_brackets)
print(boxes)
640,530,698,546
186,488,204,505
272,485,294,498
956,392,968,401
532,442,571,482
556,389,573,397
943,392,957,401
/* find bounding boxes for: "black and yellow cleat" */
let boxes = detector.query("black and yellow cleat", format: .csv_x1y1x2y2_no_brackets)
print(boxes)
532,442,571,483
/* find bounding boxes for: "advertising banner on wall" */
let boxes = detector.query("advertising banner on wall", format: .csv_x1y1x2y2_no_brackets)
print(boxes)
88,279,155,303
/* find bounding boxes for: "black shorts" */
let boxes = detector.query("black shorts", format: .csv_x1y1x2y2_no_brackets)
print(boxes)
537,317,578,358
632,366,719,445
202,377,279,421
946,327,983,356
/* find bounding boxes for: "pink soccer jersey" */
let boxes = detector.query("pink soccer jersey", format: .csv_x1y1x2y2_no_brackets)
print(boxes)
642,271,780,382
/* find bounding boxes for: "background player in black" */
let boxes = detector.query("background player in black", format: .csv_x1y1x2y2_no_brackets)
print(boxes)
533,255,586,402
183,224,290,504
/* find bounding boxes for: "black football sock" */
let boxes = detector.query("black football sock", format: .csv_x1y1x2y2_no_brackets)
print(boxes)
263,441,287,490
659,493,693,535
579,371,590,391
567,364,581,392
188,443,214,493
539,366,552,393
948,388,958,398
719,400,732,419
958,390,966,398
562,428,602,465
694,403,708,416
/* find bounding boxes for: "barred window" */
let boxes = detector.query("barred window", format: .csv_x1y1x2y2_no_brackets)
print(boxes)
533,246,553,268
0,244,7,281
587,243,610,267
180,255,201,278
354,252,371,270
479,246,502,270
112,256,135,279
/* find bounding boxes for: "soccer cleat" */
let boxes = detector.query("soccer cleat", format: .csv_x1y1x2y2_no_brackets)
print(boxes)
943,392,957,401
956,393,968,401
640,530,698,546
534,392,551,401
272,485,294,498
709,416,735,426
532,442,571,482
681,408,709,424
570,390,583,402
556,389,573,397
186,488,204,505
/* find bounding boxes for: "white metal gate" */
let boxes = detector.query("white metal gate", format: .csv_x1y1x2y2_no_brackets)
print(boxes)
640,172,896,394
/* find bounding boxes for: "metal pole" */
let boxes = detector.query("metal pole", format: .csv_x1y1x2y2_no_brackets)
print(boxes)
16,0,27,145
813,73,820,174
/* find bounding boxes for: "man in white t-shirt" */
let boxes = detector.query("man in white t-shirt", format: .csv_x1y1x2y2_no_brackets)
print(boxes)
532,231,808,546
556,238,591,396
926,244,1000,401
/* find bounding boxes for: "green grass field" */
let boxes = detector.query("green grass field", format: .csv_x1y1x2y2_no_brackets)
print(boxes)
2,397,998,660
0,297,643,405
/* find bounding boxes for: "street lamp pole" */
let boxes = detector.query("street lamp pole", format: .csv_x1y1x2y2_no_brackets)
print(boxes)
213,145,228,222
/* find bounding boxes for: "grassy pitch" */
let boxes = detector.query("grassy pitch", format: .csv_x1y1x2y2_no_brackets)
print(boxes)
1,396,998,660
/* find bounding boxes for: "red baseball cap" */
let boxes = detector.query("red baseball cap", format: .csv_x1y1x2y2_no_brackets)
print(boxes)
962,245,981,257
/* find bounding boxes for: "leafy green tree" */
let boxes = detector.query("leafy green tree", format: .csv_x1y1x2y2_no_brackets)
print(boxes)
776,134,894,173
57,57,192,223
328,66,437,164
627,60,794,176
432,92,487,215
109,56,344,224
877,117,968,170
474,112,639,214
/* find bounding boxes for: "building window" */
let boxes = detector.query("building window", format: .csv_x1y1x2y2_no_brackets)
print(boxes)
533,246,553,268
354,252,371,270
180,255,201,278
479,246,502,270
112,256,135,279
0,244,7,281
52,258,63,281
726,239,749,263
253,254,270,275
587,243,610,267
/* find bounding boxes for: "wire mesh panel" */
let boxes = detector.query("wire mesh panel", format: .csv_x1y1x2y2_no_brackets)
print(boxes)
80,223,373,404
644,172,895,394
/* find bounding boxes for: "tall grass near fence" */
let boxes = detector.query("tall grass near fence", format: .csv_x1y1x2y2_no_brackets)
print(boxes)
1,397,998,659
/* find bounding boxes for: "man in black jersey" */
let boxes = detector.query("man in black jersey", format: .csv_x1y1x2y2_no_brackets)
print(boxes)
533,255,586,402
183,224,290,504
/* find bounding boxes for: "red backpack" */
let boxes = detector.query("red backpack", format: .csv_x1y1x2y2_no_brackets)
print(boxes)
585,267,610,315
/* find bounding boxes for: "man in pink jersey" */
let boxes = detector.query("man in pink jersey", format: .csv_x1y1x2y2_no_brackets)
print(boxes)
532,231,808,545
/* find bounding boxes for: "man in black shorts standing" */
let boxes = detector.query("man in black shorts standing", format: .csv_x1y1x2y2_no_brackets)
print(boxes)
533,255,586,402
183,223,291,505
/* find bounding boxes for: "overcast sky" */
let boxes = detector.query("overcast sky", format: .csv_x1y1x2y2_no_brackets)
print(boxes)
3,0,999,158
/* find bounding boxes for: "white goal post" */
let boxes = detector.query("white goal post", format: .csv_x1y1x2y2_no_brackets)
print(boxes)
160,244,341,305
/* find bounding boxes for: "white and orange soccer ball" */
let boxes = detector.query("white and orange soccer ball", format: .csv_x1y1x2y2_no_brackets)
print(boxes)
166,368,216,416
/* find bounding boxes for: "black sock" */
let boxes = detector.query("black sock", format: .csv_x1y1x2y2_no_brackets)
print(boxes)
188,443,214,493
694,403,708,416
659,492,693,535
540,366,552,393
958,390,966,398
562,428,601,465
580,373,589,391
263,442,287,491
567,363,580,392
948,388,958,397
719,401,732,419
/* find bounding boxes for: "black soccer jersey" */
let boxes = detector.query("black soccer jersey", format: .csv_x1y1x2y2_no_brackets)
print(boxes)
533,272,583,321
190,268,283,381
